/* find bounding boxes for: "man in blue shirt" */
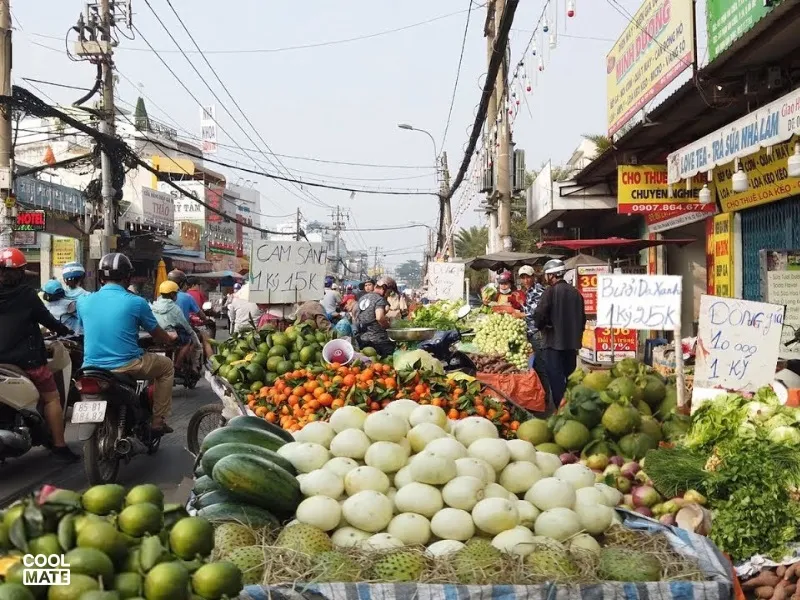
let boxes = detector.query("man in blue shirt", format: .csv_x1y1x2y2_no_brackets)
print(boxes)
78,253,178,433
168,269,213,358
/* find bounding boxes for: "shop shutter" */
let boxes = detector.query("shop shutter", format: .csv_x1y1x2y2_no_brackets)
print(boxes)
740,199,794,300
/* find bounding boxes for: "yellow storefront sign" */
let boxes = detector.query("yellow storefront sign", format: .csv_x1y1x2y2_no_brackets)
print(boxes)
606,0,695,136
715,141,800,212
52,237,76,267
712,214,734,297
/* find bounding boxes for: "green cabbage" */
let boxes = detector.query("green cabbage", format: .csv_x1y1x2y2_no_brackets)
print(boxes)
393,349,443,374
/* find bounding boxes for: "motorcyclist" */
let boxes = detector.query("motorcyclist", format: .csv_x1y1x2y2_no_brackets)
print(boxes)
42,279,81,334
77,253,177,434
0,248,78,461
167,270,213,358
62,262,90,299
151,281,195,370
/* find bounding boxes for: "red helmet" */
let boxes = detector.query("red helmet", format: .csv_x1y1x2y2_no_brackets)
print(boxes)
498,270,513,284
0,248,27,269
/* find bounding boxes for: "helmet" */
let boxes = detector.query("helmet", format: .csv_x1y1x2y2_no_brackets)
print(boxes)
233,282,242,291
159,280,180,295
543,258,567,275
99,253,133,281
168,269,187,286
324,275,334,288
0,247,27,269
62,262,85,280
43,279,66,301
497,271,513,284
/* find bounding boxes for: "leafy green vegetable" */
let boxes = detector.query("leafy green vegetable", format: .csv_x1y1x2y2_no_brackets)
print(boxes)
409,300,490,331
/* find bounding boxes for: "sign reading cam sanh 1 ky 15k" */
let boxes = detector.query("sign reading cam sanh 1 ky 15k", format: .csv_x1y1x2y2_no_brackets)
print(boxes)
606,0,695,136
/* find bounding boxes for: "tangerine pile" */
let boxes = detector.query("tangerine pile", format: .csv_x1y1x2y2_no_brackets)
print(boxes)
245,362,526,437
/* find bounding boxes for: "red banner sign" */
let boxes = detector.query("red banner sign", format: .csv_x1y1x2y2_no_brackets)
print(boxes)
15,210,46,231
575,265,609,314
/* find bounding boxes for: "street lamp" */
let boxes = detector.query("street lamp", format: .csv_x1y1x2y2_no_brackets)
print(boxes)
397,123,438,167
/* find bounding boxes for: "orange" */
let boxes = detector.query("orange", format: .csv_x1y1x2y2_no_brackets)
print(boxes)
369,402,380,412
510,420,520,431
307,399,321,410
254,406,267,417
313,386,325,398
384,377,397,390
475,405,487,417
343,374,356,387
281,405,290,415
331,399,344,409
302,393,314,404
318,393,333,407
448,408,459,420
332,375,344,385
414,384,426,395
265,411,277,423
288,395,300,406
292,386,305,397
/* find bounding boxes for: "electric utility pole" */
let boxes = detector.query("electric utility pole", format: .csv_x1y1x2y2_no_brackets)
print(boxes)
493,0,512,252
440,152,455,258
295,207,302,241
0,0,13,249
330,205,348,280
99,0,116,256
484,1,499,254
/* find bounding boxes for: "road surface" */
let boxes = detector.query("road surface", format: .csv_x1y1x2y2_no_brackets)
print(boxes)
0,375,219,507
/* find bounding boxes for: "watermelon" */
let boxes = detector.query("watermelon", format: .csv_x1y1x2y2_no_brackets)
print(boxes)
212,454,301,517
226,415,294,443
200,442,296,476
200,425,285,454
196,503,279,528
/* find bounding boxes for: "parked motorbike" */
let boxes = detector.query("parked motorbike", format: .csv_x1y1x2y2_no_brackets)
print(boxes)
773,325,800,402
139,332,203,389
0,336,78,461
418,330,478,376
72,363,162,485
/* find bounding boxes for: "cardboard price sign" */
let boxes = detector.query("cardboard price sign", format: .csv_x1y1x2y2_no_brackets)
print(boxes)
246,241,327,304
596,274,683,330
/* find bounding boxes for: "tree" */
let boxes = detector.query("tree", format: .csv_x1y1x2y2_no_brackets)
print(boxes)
583,133,613,153
395,260,422,287
510,198,539,253
455,226,488,259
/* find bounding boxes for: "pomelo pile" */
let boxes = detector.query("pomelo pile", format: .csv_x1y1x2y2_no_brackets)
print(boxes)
0,484,243,600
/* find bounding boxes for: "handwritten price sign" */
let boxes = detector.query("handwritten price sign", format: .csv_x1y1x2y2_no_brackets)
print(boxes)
596,275,683,330
246,241,327,304
695,295,785,392
427,262,465,301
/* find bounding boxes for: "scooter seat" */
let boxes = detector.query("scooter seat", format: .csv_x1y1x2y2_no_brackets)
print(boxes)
75,368,139,389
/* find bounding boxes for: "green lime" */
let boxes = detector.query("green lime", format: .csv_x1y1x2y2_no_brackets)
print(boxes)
264,373,278,385
191,562,243,600
76,522,124,560
265,356,282,372
82,485,125,515
3,505,24,530
168,518,213,560
114,573,143,599
125,485,163,509
46,574,99,600
79,592,120,600
256,343,269,354
224,353,243,365
143,562,189,600
0,583,35,600
283,327,298,342
361,347,378,358
270,333,289,347
249,381,264,393
117,503,163,538
29,534,62,557
245,364,266,383
288,352,300,363
267,345,287,358
275,361,292,376
223,370,242,385
65,547,115,584
251,353,268,367
298,347,315,364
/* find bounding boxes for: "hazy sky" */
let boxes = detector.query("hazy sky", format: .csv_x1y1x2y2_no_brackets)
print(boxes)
12,0,707,268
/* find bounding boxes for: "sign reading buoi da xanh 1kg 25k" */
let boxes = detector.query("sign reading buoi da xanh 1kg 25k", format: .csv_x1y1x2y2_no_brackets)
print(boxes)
596,274,683,330
606,0,694,136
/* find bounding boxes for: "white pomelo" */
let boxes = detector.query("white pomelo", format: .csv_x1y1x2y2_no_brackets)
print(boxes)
393,482,443,518
409,405,448,428
344,466,391,495
472,497,519,534
534,452,563,476
329,406,368,432
554,463,596,489
383,399,419,422
300,469,344,499
364,441,409,473
393,465,415,489
491,526,538,556
331,526,371,548
365,533,404,550
363,411,409,442
506,439,538,463
525,477,576,511
286,443,330,473
483,483,515,501
410,450,457,485
569,533,601,555
445,419,458,434
574,486,606,507
323,456,360,479
534,507,582,541
342,490,393,532
455,416,499,447
516,500,541,528
276,441,301,460
386,488,399,513
387,513,431,545
406,422,448,452
293,421,335,448
329,429,371,459
397,437,411,455
424,437,468,462
499,461,543,494
426,540,465,557
441,476,485,511
295,496,341,531
574,502,614,535
455,457,496,484
430,508,475,541
468,439,510,472
594,483,623,507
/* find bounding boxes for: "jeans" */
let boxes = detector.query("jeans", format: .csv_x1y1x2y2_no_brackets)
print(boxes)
528,331,553,413
113,353,175,419
540,348,578,408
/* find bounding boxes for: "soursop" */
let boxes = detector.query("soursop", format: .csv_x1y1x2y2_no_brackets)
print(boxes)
312,551,361,583
598,548,661,582
226,546,265,586
275,523,333,556
372,551,425,583
453,539,503,584
213,523,258,558
525,545,579,582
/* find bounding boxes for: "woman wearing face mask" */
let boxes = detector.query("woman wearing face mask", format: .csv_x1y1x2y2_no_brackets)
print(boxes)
381,277,408,321
493,270,524,309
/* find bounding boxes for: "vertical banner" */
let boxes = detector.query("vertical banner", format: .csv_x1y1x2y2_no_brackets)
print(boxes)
712,214,734,297
705,216,715,294
201,106,218,154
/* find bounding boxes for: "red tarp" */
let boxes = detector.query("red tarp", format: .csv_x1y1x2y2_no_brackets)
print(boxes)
538,237,696,252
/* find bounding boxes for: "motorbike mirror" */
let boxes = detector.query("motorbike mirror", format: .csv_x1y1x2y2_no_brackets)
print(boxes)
456,305,471,320
202,302,213,311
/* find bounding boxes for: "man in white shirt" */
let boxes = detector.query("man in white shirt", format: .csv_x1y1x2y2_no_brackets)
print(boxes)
320,276,341,317
227,284,264,333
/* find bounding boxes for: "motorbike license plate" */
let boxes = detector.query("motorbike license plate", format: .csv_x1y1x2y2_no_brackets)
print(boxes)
71,401,107,424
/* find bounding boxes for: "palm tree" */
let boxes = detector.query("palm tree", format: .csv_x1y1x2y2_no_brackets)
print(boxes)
583,133,613,153
454,226,488,259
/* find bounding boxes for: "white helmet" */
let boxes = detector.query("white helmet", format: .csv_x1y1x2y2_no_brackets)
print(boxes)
543,258,566,275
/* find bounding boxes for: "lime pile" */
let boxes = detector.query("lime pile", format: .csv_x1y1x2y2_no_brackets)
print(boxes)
210,320,335,396
0,484,243,600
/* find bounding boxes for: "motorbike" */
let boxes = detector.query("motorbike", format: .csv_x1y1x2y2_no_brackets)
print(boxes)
139,331,203,390
193,302,218,340
773,325,800,403
0,335,79,461
72,360,162,485
418,330,478,375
